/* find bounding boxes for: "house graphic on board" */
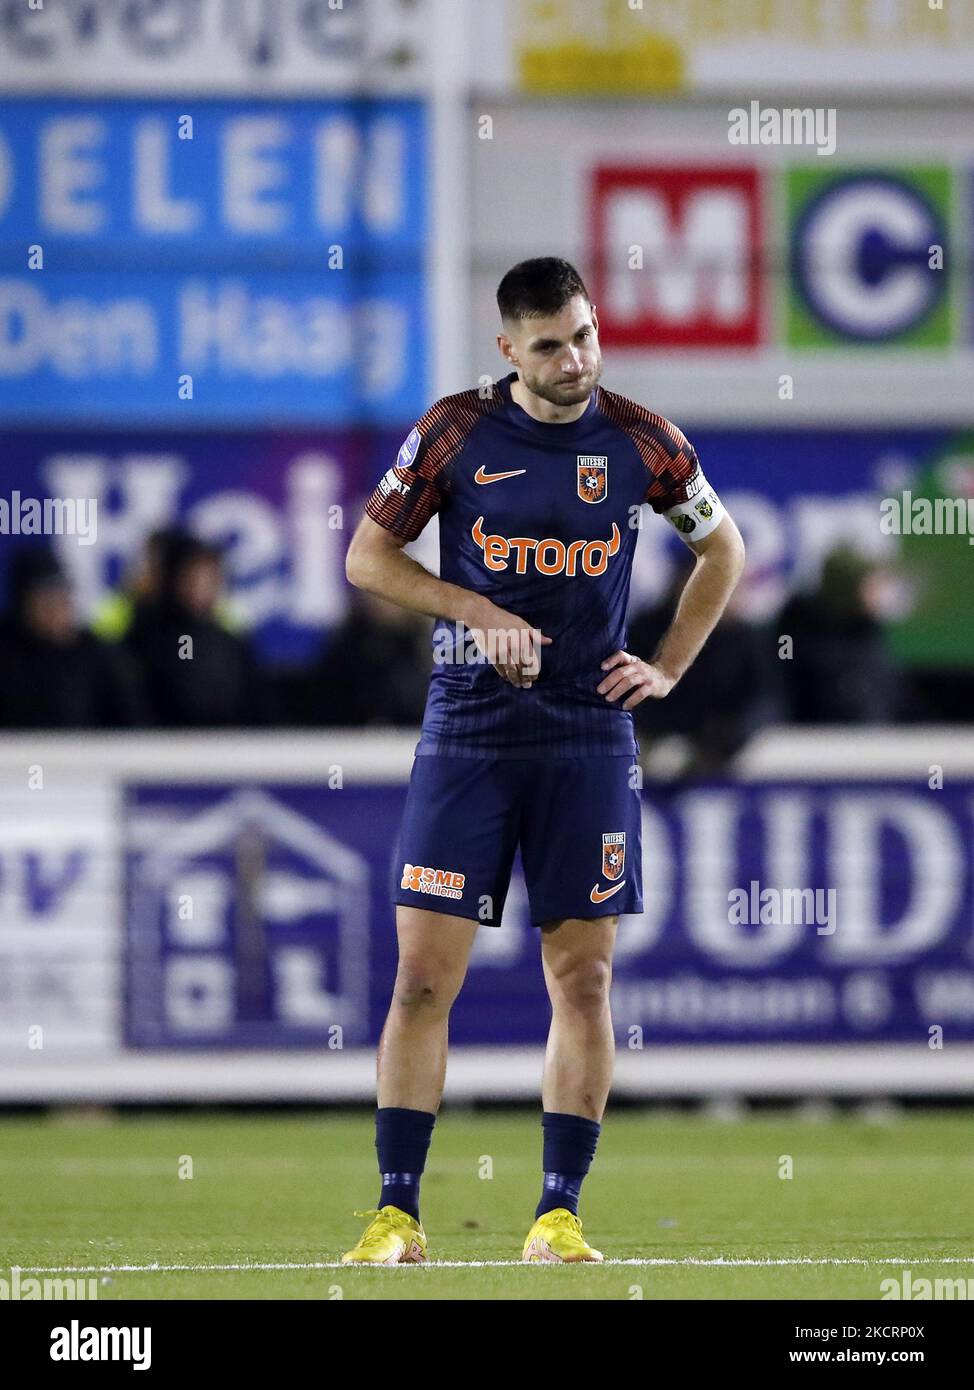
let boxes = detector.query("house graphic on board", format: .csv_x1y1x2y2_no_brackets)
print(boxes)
126,788,370,1046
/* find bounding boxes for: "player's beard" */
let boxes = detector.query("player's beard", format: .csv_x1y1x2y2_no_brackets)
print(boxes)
523,357,603,408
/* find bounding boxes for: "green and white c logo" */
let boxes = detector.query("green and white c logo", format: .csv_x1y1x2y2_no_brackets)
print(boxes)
787,167,951,347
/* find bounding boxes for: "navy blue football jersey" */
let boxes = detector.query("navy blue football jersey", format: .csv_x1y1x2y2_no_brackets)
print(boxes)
364,371,725,757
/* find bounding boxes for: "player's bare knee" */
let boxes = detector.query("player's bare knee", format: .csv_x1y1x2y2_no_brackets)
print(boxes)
549,958,612,1015
392,960,462,1014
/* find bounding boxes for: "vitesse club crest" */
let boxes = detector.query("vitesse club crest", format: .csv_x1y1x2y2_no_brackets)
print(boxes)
694,496,714,520
577,455,607,504
602,832,626,881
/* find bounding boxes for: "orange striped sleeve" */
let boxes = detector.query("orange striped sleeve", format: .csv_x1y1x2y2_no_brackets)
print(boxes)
364,384,504,542
597,387,702,512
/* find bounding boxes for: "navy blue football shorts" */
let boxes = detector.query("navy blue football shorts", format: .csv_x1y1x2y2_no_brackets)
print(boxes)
392,753,643,927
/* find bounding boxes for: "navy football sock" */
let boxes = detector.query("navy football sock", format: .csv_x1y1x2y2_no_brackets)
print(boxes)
376,1106,436,1221
535,1110,601,1219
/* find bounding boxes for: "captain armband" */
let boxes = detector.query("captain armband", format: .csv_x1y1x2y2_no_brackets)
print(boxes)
660,472,726,543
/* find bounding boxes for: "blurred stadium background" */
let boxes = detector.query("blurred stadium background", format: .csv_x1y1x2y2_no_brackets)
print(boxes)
1,0,973,1113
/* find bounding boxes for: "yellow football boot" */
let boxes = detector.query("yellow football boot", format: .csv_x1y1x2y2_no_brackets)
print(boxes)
522,1207,604,1263
341,1206,428,1265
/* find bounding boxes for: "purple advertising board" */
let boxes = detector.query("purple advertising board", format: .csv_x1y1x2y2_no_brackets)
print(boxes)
0,425,964,664
123,777,974,1048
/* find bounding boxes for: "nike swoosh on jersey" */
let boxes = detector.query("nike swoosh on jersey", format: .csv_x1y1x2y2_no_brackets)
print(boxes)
590,880,626,903
474,466,527,485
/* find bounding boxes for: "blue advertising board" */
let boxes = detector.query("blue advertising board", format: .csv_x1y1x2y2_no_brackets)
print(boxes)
123,778,974,1048
0,99,428,422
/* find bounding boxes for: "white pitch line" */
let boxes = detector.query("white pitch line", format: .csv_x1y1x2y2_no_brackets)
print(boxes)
15,1256,974,1273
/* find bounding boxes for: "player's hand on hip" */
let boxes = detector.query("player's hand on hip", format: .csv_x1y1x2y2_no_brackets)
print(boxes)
597,650,674,709
467,600,552,689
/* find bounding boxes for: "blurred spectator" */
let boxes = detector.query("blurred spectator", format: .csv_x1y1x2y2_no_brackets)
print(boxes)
92,526,242,643
91,526,185,643
628,559,780,775
299,590,431,727
0,547,145,728
776,546,902,724
126,535,271,727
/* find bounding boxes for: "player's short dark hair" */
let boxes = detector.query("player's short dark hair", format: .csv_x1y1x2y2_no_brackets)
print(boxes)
496,257,591,324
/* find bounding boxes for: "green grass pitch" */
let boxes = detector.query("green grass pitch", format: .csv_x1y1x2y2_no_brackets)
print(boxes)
1,1108,972,1300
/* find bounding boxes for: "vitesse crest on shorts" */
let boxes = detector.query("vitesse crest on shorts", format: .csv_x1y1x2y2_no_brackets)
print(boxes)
577,455,607,504
602,831,626,880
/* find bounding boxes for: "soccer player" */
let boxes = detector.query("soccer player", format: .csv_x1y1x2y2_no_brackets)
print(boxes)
341,258,745,1264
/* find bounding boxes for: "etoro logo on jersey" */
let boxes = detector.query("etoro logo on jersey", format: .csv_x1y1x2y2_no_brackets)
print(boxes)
471,516,621,576
401,863,466,900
